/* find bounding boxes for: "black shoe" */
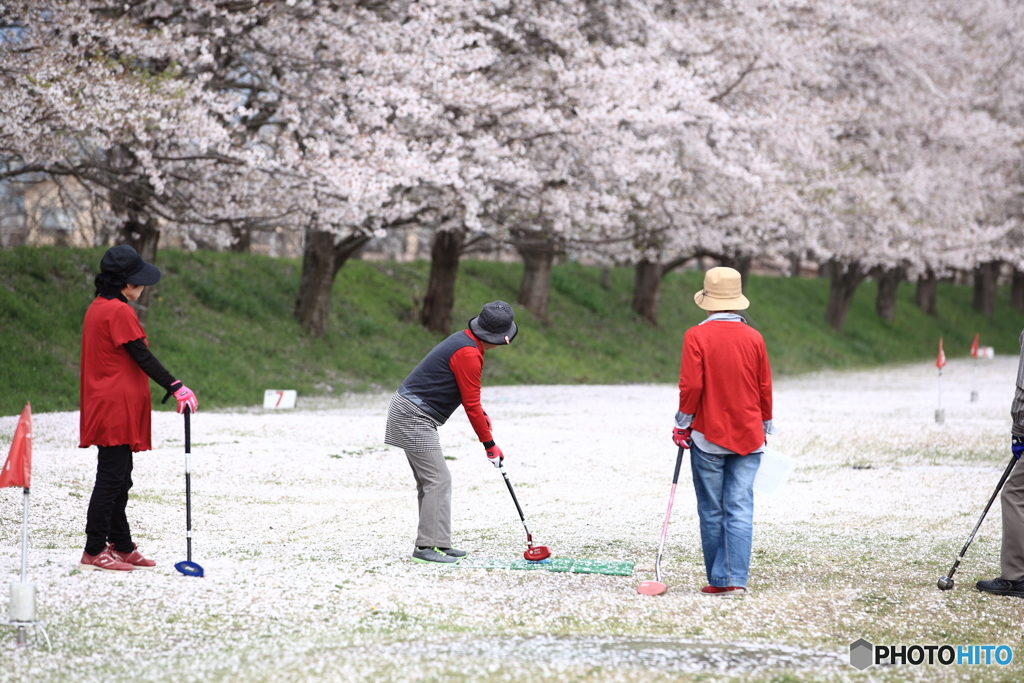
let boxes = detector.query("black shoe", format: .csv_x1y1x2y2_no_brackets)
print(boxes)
976,577,1024,598
439,547,468,558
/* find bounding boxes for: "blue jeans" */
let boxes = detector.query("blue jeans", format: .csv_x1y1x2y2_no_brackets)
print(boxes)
690,442,761,588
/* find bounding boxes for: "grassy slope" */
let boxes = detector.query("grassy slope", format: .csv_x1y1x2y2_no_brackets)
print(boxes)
2,246,1024,417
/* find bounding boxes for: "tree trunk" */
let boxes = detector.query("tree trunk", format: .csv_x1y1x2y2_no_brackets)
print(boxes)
874,266,904,322
295,229,336,338
516,242,557,319
230,224,252,253
420,227,465,334
719,254,752,288
120,214,160,325
294,228,369,337
824,259,866,332
915,270,938,316
787,252,801,278
1012,269,1024,314
972,260,1000,318
631,255,689,325
632,259,663,325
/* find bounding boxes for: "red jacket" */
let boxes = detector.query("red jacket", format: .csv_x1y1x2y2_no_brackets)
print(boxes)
79,297,152,451
678,319,772,456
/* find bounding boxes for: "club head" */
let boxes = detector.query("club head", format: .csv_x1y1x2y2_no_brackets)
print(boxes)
175,560,205,577
637,580,668,596
937,576,954,591
523,545,551,562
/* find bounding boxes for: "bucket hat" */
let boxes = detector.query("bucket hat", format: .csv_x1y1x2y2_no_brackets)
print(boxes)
693,267,749,311
99,245,161,286
469,301,518,345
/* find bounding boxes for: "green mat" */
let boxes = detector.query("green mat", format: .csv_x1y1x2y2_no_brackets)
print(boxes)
454,557,633,577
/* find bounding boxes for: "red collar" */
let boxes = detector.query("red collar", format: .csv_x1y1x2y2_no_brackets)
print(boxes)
464,329,485,354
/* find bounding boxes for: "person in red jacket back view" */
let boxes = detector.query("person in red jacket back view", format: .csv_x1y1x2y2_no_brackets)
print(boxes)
672,267,774,595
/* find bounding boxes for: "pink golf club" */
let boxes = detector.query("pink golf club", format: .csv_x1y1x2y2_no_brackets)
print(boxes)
638,446,685,596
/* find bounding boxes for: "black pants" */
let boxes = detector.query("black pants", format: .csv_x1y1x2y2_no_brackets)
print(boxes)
84,445,135,556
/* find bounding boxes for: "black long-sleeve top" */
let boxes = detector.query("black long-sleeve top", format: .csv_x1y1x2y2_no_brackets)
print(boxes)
123,338,177,391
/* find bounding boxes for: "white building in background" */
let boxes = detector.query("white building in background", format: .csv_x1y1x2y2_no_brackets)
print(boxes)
0,177,113,249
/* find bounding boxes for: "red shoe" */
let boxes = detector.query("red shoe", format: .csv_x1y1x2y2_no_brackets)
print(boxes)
700,585,746,595
108,543,156,568
79,548,133,572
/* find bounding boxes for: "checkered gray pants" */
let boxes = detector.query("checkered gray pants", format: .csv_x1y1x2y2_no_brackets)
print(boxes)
385,393,451,547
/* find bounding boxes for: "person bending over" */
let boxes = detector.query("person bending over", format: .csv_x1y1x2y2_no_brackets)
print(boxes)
385,301,517,564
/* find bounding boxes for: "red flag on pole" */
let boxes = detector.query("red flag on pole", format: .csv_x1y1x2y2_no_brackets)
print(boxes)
0,402,32,489
936,338,946,369
970,333,979,358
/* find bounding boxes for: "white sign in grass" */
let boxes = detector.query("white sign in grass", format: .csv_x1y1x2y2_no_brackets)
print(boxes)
263,390,297,409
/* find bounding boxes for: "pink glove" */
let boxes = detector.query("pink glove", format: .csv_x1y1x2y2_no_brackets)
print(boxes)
672,427,691,449
484,441,504,467
172,383,198,414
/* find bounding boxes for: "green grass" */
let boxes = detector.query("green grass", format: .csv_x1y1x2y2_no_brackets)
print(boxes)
2,246,1023,416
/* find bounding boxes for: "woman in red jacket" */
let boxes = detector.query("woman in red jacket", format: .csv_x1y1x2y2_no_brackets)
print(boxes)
79,246,197,572
672,267,774,595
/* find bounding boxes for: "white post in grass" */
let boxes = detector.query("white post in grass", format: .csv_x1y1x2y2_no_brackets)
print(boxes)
10,487,35,646
935,338,946,424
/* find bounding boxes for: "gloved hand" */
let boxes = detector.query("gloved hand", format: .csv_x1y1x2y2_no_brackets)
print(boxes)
171,382,198,415
484,441,504,467
1013,435,1024,460
672,427,692,449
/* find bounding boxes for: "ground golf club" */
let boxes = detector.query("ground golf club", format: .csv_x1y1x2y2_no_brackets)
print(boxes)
496,461,551,562
638,446,686,596
174,407,204,578
937,454,1019,591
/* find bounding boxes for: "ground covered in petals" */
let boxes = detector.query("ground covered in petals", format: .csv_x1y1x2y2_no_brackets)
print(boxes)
1,358,1022,682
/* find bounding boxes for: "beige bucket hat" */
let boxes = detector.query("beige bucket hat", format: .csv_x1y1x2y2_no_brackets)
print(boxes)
693,267,749,311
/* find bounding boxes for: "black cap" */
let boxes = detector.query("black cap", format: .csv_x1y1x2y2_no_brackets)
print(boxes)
469,301,517,345
99,245,161,286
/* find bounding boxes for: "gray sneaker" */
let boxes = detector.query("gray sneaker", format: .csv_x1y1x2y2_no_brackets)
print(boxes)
412,546,460,564
439,547,468,558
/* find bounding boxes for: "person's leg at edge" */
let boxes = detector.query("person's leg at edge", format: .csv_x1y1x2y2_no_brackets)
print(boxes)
404,447,452,548
715,452,761,589
999,460,1024,581
84,445,133,555
690,442,726,585
108,451,135,555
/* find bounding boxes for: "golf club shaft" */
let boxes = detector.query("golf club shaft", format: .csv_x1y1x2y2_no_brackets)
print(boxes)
654,447,686,584
499,466,534,542
946,454,1019,579
185,407,193,563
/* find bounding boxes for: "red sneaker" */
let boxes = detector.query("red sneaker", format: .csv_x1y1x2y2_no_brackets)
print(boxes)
700,585,746,595
108,543,156,568
79,548,133,572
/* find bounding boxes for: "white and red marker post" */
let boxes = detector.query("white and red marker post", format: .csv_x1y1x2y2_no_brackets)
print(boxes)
970,333,979,403
935,338,946,424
